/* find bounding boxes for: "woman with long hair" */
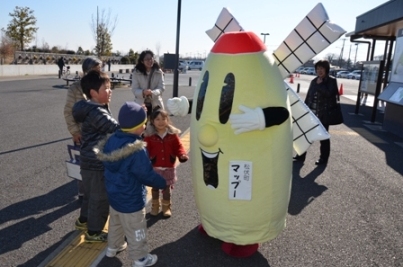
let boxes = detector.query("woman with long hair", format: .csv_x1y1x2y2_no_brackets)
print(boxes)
131,50,165,117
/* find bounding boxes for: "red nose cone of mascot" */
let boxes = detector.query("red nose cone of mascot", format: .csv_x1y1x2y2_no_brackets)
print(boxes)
211,31,266,54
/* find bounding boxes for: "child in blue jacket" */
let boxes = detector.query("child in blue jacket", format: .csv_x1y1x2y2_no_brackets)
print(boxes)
95,101,167,267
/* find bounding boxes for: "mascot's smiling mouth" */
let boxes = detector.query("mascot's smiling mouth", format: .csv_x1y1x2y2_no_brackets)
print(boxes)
200,148,222,189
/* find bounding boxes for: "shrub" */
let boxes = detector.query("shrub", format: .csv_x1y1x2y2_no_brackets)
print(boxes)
120,56,130,64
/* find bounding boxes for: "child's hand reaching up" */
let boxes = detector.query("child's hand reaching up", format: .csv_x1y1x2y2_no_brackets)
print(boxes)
179,154,189,163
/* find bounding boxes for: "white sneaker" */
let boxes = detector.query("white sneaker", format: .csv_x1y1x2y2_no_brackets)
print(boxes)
105,242,127,257
133,254,158,267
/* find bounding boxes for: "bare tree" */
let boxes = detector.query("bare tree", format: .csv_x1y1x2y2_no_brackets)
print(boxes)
155,42,161,63
155,42,161,57
0,29,15,64
41,38,49,52
91,8,118,57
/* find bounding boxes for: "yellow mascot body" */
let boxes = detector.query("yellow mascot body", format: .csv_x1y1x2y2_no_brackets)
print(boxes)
190,31,292,250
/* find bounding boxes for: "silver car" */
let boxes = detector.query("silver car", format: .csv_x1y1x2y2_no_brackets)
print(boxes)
347,70,362,80
336,71,350,78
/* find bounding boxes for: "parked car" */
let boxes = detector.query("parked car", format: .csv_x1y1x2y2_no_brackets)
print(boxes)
188,60,205,70
347,70,362,80
336,71,350,78
301,67,315,75
179,60,189,71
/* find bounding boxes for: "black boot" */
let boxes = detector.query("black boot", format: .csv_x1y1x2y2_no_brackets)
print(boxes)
293,152,306,162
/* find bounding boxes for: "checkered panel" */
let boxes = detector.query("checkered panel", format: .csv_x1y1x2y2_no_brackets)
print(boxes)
206,8,244,42
285,82,330,155
273,3,346,79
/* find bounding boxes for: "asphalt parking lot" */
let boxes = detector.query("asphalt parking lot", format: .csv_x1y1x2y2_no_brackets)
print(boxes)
0,73,402,267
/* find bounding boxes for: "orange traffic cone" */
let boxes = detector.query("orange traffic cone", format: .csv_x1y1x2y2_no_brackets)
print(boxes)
289,74,294,84
339,83,344,95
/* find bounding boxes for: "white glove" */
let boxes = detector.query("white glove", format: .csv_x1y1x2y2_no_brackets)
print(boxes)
229,105,265,134
166,96,189,117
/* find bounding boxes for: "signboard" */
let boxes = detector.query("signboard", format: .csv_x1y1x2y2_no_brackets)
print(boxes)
163,53,177,70
359,61,383,95
355,60,384,122
389,87,403,103
379,83,403,105
390,28,403,83
378,28,403,106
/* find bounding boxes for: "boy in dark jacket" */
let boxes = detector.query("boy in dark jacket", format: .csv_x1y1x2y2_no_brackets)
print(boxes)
95,102,166,267
72,70,119,242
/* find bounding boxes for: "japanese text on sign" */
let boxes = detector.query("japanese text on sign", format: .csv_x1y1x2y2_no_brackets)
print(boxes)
228,161,252,200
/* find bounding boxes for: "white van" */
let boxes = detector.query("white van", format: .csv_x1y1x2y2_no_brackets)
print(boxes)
188,60,204,70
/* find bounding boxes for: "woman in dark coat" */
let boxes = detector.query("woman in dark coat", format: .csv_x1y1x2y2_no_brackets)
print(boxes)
293,60,340,165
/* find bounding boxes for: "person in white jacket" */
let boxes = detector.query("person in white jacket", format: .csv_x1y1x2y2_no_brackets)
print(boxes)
131,50,165,118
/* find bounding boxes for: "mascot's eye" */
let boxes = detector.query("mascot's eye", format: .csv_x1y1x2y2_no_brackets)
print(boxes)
196,71,209,121
218,73,235,124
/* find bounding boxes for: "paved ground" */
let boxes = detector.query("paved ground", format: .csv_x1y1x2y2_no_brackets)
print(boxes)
0,73,402,267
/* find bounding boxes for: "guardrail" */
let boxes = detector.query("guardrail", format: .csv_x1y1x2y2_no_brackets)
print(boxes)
0,64,134,77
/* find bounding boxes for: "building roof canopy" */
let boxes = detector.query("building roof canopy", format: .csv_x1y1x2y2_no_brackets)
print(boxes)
352,0,403,40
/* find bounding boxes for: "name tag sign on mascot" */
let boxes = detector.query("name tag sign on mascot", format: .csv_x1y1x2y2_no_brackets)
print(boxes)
170,31,292,257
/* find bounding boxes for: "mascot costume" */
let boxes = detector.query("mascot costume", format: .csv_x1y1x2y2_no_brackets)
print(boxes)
167,3,345,257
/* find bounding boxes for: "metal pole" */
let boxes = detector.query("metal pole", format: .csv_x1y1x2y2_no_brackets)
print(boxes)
354,44,359,65
383,39,394,88
97,6,99,58
173,0,182,97
347,44,352,69
338,38,346,68
261,33,270,44
370,39,376,60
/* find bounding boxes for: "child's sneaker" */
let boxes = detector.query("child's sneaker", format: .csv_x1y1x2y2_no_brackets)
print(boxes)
84,231,108,243
75,218,87,231
106,241,127,257
133,254,158,267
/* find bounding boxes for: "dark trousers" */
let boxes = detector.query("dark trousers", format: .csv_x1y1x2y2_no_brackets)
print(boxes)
58,66,63,78
296,124,330,161
80,169,109,232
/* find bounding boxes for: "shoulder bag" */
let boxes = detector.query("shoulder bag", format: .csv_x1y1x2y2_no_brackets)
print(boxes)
327,94,344,125
144,69,154,117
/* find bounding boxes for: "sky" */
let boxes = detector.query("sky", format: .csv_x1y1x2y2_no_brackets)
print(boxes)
0,0,389,62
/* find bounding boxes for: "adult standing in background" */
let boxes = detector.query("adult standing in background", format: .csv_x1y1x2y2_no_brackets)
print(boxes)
57,57,65,79
107,59,111,72
293,60,340,165
63,56,102,201
131,50,165,117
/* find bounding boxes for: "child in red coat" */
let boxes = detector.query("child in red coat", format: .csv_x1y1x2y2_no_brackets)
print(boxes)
143,109,188,217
